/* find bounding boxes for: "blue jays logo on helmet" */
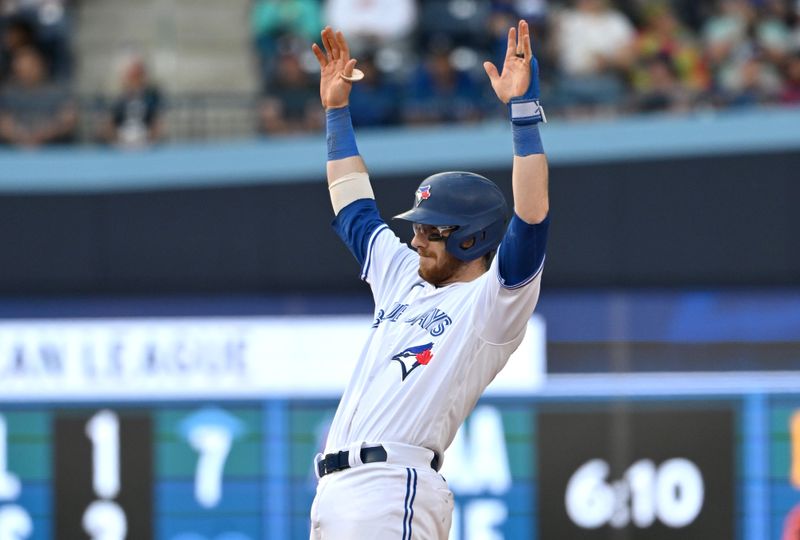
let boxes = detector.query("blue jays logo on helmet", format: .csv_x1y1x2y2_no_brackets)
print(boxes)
391,342,434,381
415,185,431,207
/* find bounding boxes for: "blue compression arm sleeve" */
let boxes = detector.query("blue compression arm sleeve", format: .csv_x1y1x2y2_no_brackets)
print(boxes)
497,213,550,288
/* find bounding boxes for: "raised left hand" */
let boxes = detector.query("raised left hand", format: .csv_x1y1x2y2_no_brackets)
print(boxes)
311,27,359,110
483,20,535,104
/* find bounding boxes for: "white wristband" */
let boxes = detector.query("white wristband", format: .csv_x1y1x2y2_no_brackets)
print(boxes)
509,98,546,125
329,172,374,215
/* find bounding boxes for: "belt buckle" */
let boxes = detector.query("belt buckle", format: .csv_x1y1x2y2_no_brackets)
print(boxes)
323,453,335,475
323,450,346,475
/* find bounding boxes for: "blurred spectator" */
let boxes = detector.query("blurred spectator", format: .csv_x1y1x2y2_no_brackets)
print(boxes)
755,0,795,65
497,0,549,23
634,3,709,89
551,0,636,115
250,0,322,80
0,46,75,147
258,51,322,135
402,44,485,125
417,0,492,55
633,54,691,113
31,0,71,80
324,0,416,56
669,0,713,33
725,54,783,106
100,57,164,149
630,2,709,112
348,54,401,128
0,17,35,83
781,53,800,103
702,0,754,90
1,0,71,80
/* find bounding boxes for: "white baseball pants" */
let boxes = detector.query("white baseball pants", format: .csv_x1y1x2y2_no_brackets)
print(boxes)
309,443,454,539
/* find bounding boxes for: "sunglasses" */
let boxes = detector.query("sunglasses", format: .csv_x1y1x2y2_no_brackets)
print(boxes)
412,223,458,242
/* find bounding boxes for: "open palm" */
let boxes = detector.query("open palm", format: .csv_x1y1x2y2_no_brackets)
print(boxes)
483,20,534,104
311,27,358,110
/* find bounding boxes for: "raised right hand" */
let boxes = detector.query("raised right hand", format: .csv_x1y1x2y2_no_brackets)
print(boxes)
483,19,535,104
311,27,358,110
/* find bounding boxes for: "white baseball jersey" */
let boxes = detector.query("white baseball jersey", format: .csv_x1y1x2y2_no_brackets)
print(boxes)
326,198,547,467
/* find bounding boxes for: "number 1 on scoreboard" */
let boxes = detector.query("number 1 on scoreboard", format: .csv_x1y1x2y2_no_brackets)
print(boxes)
85,410,121,499
83,410,127,540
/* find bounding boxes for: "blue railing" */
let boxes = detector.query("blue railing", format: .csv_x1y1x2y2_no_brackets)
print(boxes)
1,106,799,193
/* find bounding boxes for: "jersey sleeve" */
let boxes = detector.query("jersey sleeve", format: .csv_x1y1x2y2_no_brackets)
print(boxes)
332,198,419,303
471,213,550,344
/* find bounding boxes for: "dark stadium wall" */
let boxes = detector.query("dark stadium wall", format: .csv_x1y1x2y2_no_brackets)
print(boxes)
0,149,798,295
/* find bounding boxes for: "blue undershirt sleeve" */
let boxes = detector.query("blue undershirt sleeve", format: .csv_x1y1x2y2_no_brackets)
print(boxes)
331,198,387,268
497,213,550,288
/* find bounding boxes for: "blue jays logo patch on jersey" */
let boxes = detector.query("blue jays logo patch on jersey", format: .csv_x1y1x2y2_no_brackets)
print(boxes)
415,185,431,207
391,342,434,381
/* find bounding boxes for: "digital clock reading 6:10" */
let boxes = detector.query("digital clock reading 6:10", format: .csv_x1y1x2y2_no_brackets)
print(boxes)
565,457,704,529
538,406,734,539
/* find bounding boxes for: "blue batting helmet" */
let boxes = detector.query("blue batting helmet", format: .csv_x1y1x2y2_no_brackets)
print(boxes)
393,171,509,261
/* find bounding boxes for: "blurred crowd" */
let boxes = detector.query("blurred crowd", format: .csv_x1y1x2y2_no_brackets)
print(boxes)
0,0,162,149
253,0,800,135
1,0,799,147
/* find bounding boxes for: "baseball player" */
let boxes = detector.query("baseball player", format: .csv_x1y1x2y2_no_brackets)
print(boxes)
309,20,549,539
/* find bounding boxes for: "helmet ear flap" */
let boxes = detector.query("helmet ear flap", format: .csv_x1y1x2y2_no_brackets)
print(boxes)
393,171,509,261
446,216,507,261
457,231,487,250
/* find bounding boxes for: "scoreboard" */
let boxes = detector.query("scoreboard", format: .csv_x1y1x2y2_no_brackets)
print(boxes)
0,315,798,539
0,393,799,539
